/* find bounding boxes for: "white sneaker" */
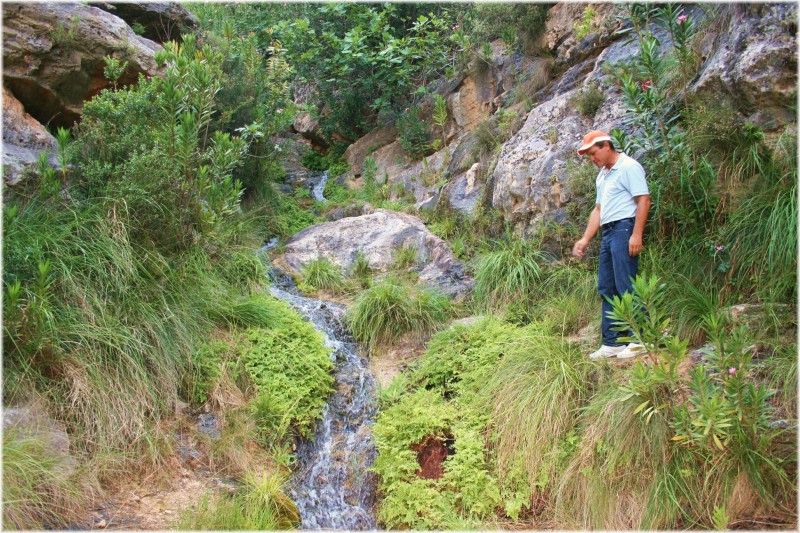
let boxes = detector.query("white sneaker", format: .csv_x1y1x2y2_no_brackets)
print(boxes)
589,345,626,360
617,343,645,359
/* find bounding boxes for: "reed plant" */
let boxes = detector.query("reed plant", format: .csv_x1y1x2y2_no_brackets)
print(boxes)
300,257,344,292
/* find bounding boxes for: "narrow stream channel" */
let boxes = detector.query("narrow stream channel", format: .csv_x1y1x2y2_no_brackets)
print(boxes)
269,274,378,530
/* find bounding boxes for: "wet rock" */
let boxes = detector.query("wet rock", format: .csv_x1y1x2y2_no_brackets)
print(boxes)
196,413,220,440
3,2,163,129
90,2,199,43
2,85,58,187
280,209,473,298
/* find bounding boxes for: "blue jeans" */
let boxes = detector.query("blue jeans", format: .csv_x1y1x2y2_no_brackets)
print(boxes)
598,217,638,347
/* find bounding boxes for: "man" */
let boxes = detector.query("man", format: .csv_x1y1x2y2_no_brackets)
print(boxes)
572,130,651,359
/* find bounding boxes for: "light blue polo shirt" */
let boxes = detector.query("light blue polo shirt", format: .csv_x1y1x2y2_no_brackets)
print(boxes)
595,153,649,225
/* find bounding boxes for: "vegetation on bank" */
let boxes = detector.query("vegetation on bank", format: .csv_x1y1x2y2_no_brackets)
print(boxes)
2,2,796,531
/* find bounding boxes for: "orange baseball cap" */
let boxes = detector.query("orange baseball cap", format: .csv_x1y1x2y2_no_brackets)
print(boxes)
577,130,612,155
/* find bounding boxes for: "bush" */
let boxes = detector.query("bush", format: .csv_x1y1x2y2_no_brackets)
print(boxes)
240,299,334,443
573,83,605,117
348,279,451,349
397,108,431,160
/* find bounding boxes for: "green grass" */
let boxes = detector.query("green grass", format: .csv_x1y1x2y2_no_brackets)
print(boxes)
472,237,552,308
393,244,418,270
2,428,89,530
300,257,344,291
348,279,451,349
177,470,298,530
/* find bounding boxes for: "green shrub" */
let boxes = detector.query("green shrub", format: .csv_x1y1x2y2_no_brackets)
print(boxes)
301,150,328,171
322,178,350,203
182,340,227,406
348,279,451,349
573,83,605,117
397,109,431,160
240,299,334,443
300,258,344,291
350,251,373,288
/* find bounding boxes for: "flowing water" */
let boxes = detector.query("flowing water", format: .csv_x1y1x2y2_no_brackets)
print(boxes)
269,274,379,530
310,170,329,202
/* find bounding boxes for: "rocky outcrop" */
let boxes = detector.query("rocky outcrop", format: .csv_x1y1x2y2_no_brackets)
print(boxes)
691,3,797,130
3,86,58,186
2,2,162,129
281,209,472,297
344,125,398,175
90,2,199,43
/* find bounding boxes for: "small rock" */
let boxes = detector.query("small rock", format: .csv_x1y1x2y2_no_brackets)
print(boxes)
95,519,107,529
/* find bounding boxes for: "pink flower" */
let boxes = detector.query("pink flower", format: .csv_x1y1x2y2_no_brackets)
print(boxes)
452,24,460,31
640,80,653,90
146,75,151,81
728,367,737,375
276,108,283,114
716,245,724,251
677,15,688,24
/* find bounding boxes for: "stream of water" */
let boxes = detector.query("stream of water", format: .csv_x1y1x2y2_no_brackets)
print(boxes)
269,274,378,530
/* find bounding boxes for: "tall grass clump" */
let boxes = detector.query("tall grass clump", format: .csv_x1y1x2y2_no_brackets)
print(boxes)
2,428,89,530
348,279,451,349
300,257,344,291
473,237,552,308
178,470,299,530
478,326,597,490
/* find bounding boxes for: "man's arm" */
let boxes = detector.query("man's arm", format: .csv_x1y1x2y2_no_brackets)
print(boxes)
572,204,601,258
628,194,651,256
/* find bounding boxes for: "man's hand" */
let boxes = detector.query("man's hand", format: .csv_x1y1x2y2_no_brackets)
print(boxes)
629,233,643,256
572,238,589,258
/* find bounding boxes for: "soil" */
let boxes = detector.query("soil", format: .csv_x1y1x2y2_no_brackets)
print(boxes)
82,416,240,531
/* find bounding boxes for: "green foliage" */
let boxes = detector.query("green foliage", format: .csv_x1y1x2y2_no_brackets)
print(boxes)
2,429,87,529
178,470,299,530
240,300,334,443
271,4,459,141
301,150,327,171
397,108,432,160
348,279,451,349
322,178,351,203
182,340,227,406
393,244,418,270
102,55,128,89
573,82,605,117
300,258,344,292
463,3,551,52
473,237,551,308
574,7,597,39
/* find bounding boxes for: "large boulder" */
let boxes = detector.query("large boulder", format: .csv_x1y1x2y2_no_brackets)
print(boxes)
2,2,162,129
281,209,472,297
691,3,797,130
90,2,199,43
2,85,57,186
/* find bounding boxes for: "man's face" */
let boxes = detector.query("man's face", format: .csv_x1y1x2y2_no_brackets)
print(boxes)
586,142,612,168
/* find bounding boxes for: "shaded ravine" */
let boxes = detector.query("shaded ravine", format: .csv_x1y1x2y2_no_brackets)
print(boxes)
269,274,379,530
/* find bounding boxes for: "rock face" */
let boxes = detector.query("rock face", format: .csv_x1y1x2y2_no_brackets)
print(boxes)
343,126,398,175
691,3,797,129
2,2,162,129
281,209,472,297
90,2,199,43
3,86,57,186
